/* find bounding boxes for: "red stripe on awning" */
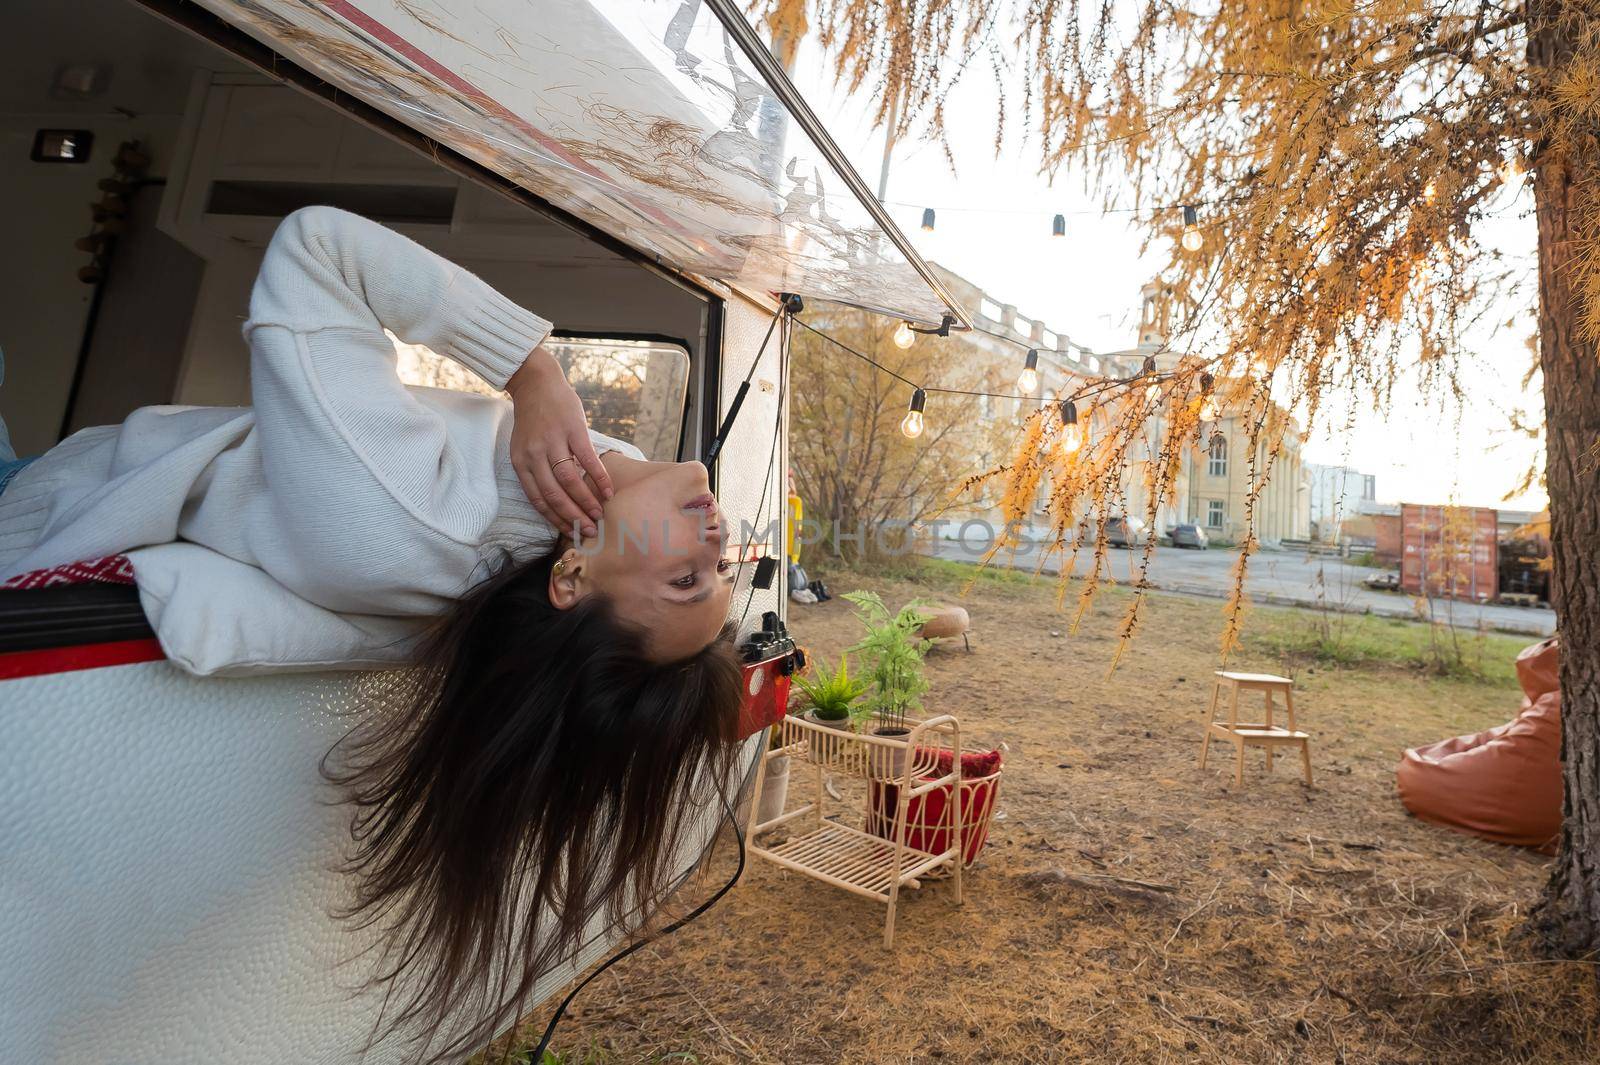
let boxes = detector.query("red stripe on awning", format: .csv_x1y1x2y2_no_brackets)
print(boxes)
0,639,166,681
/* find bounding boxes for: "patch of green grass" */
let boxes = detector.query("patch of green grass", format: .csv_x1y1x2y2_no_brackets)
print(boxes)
813,553,1136,606
916,555,1048,589
1246,606,1526,688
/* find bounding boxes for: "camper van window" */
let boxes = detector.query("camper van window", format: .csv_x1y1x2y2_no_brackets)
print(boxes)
393,333,690,462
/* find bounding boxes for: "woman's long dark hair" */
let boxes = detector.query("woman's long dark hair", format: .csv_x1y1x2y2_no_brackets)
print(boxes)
322,544,743,1062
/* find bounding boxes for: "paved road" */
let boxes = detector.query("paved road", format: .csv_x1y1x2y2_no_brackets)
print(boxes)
926,530,1556,636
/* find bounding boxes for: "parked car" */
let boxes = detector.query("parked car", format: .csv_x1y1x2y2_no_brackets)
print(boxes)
1105,516,1148,547
1167,523,1211,549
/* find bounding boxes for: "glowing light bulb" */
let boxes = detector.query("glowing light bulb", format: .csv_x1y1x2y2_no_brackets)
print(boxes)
1058,422,1083,455
1017,348,1040,393
1424,180,1437,204
892,321,916,349
1180,204,1202,251
1200,397,1221,421
901,388,927,439
1145,383,1162,403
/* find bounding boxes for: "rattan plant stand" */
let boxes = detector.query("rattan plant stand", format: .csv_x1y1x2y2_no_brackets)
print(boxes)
744,713,963,947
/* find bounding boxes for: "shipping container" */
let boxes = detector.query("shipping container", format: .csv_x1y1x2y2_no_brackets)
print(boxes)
1399,504,1499,602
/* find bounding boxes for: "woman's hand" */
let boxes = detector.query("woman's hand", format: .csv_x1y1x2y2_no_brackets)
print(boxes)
505,347,614,538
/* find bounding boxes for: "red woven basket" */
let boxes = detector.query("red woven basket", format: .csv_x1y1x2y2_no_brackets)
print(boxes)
867,748,1002,866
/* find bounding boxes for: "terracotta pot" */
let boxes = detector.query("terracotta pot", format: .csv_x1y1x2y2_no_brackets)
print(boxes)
869,726,912,779
803,709,852,762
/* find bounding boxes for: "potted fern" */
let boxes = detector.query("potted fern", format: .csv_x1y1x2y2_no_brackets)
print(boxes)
792,653,869,760
843,591,934,777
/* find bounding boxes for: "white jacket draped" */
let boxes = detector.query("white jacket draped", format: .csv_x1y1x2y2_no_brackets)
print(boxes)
0,207,640,674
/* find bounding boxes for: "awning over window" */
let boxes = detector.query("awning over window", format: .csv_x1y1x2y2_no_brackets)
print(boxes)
191,0,964,325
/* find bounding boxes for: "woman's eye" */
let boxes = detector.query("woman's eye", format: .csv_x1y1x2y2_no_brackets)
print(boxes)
673,573,697,588
717,558,732,574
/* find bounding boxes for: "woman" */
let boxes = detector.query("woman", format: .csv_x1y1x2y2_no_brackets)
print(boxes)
0,206,745,1061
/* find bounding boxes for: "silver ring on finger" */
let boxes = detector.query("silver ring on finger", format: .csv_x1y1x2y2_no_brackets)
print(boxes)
550,455,578,471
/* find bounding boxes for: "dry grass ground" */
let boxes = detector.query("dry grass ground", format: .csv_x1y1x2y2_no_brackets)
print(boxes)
505,562,1598,1064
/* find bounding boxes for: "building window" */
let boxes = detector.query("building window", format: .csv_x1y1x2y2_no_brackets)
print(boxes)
1207,434,1228,477
1207,500,1225,528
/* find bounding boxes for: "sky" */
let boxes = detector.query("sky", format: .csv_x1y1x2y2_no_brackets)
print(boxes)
784,38,1550,513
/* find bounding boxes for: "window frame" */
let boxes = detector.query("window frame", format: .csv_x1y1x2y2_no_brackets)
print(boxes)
1207,434,1228,477
1207,500,1225,529
547,330,696,462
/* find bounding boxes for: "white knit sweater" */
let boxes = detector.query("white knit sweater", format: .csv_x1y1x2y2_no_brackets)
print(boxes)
0,206,641,674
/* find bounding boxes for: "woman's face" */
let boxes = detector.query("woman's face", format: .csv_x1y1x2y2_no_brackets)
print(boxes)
563,455,734,662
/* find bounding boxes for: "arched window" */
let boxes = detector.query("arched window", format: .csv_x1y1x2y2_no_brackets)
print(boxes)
1207,433,1228,477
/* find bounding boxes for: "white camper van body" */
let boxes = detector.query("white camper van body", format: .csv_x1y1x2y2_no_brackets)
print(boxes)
0,2,960,1061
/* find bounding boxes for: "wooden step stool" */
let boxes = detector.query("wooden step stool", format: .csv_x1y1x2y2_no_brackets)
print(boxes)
1200,671,1312,787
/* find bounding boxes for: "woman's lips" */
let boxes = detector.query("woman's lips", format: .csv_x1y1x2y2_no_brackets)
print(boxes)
682,493,724,544
681,492,717,511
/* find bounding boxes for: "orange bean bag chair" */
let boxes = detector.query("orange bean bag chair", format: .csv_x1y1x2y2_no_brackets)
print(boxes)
917,604,971,646
1396,636,1562,851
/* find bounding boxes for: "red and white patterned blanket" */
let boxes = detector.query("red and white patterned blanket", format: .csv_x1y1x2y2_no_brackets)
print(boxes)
3,555,136,590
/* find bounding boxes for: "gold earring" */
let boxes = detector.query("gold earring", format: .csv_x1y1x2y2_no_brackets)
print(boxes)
553,558,568,577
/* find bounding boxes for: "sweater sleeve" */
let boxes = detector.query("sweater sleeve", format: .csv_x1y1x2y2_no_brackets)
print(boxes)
247,205,550,389
239,207,553,610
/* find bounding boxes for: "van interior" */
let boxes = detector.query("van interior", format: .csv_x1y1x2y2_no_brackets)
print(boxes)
1,0,722,649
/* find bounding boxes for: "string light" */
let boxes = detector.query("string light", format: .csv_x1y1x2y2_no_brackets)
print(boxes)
892,321,916,349
1134,355,1160,402
901,388,927,439
1198,370,1219,420
921,207,936,232
1181,205,1203,252
1424,179,1438,204
1017,348,1040,393
788,316,1186,449
1052,213,1066,237
1057,398,1082,454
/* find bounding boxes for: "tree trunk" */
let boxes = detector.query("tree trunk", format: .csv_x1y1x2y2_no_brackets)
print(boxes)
1531,2,1600,957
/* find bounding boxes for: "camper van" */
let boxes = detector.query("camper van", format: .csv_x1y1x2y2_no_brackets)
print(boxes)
0,1,964,1061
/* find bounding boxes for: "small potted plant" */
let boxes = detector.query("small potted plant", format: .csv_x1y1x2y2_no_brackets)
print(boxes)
843,591,934,778
791,653,868,760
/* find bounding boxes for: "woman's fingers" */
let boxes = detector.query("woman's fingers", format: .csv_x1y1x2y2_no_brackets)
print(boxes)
529,449,598,539
571,432,614,503
513,465,560,530
549,443,606,523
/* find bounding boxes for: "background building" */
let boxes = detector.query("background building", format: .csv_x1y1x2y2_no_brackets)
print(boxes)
1307,463,1378,541
926,272,1311,547
1105,281,1312,546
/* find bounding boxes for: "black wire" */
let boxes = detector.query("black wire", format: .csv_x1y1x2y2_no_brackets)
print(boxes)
790,315,1176,408
964,321,1101,361
525,785,750,1063
735,312,790,633
882,192,1240,217
523,306,789,1063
